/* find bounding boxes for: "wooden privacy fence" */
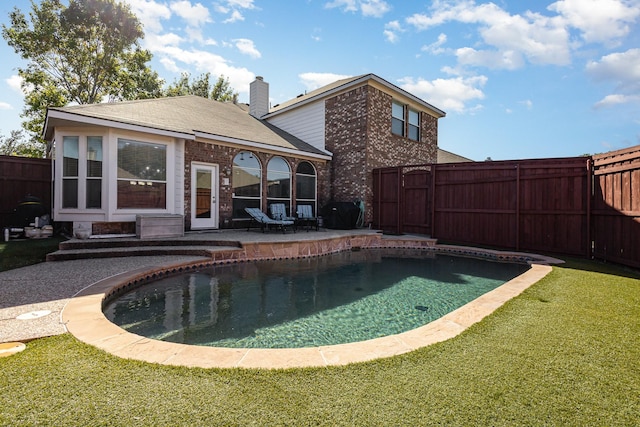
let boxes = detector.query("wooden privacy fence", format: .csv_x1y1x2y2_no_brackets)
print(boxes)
592,146,640,268
0,155,52,230
373,148,640,268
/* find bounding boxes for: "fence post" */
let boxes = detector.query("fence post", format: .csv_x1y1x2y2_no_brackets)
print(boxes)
431,163,437,238
397,166,402,235
515,163,520,251
586,157,592,259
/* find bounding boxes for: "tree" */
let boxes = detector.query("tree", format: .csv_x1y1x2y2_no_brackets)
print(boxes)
210,74,238,102
0,129,43,157
2,0,164,151
165,73,238,101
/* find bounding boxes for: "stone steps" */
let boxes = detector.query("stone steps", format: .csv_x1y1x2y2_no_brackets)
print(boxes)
47,238,243,261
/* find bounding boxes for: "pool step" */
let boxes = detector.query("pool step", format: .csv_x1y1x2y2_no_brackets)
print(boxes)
46,245,243,261
47,239,243,262
58,238,241,250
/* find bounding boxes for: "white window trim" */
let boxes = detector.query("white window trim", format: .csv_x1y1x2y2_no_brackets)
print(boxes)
55,131,107,215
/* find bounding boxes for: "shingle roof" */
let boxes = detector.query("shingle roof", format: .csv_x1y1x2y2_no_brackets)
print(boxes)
46,96,328,157
437,148,473,163
268,73,446,118
270,75,366,112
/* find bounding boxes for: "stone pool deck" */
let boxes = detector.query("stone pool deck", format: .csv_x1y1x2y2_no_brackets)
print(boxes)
1,229,562,367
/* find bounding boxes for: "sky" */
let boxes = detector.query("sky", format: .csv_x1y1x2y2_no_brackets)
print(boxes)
1,0,639,161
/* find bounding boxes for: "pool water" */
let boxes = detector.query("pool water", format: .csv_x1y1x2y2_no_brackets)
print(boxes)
103,249,529,348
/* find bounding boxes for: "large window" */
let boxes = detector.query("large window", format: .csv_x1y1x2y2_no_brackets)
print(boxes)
62,135,102,209
117,139,166,209
408,109,420,141
295,161,317,215
267,156,291,214
392,101,405,137
232,151,261,217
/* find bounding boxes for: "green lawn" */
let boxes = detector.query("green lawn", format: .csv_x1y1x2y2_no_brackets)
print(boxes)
0,236,65,272
1,255,638,425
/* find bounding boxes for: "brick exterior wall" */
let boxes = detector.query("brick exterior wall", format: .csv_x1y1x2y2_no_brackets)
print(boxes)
325,84,438,224
184,140,328,230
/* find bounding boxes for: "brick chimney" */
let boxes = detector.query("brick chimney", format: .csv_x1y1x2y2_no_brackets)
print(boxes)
249,76,269,118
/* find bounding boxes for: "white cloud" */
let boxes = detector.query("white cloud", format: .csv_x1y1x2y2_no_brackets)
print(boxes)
225,0,256,9
223,10,245,23
233,39,261,58
588,49,640,108
325,0,391,17
299,72,352,91
586,48,640,92
0,102,13,110
406,0,578,68
548,0,640,45
456,47,525,70
6,75,24,94
593,94,640,108
124,0,172,33
398,74,487,114
384,20,403,43
216,0,255,23
149,44,255,92
325,0,357,13
160,57,184,73
519,99,533,110
421,33,447,54
361,0,391,18
170,1,212,27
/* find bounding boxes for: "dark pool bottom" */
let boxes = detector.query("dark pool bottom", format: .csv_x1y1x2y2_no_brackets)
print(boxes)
103,249,529,348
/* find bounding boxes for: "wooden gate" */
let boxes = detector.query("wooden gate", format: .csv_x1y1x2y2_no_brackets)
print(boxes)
373,165,432,235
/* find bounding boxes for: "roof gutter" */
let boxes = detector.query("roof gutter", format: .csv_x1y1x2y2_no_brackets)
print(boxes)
194,131,333,161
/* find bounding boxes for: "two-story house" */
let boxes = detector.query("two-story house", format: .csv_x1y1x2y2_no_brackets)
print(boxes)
43,73,445,237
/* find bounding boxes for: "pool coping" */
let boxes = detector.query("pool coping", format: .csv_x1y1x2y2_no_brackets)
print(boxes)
61,237,563,370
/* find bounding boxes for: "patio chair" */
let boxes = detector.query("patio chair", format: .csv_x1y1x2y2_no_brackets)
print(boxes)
269,203,296,222
245,207,294,233
296,204,319,231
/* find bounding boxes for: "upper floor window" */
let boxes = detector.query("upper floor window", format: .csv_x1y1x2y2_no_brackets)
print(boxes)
392,101,405,137
408,109,420,141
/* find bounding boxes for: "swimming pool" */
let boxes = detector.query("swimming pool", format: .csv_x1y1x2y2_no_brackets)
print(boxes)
104,249,529,348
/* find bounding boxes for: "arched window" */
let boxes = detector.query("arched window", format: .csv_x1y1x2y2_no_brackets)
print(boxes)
232,151,261,218
266,156,291,215
296,161,317,215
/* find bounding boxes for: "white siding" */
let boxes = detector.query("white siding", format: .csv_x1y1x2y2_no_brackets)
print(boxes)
267,102,326,151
